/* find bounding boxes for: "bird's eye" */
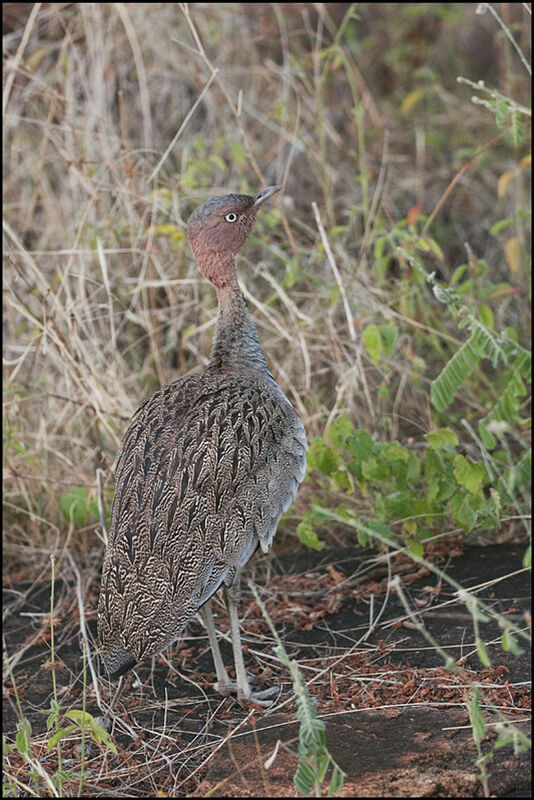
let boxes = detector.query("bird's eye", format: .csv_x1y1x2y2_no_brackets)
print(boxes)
225,212,238,223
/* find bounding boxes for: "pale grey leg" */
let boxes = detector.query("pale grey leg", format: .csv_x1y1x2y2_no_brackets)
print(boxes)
224,581,280,707
225,582,252,704
202,601,232,695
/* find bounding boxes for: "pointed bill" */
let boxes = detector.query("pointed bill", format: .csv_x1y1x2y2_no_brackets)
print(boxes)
251,185,281,211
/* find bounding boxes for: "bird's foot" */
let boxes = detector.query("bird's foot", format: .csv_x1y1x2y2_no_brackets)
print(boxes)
214,677,280,708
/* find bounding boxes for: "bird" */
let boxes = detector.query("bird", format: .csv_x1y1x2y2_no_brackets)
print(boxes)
97,185,307,705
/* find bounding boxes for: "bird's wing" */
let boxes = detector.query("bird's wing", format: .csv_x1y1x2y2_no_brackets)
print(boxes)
239,381,307,555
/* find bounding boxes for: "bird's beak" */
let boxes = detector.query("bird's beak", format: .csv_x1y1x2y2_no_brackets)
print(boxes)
252,185,281,211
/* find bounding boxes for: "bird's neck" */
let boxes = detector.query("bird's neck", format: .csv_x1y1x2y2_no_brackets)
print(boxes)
208,269,270,375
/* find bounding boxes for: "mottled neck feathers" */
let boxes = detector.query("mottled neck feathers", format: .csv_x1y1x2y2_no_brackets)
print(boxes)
209,278,269,374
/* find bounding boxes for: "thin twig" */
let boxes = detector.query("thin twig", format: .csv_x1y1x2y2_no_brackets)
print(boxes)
422,130,506,234
96,468,108,545
114,3,154,145
3,3,42,116
311,202,355,343
479,3,531,76
67,552,104,712
312,201,376,422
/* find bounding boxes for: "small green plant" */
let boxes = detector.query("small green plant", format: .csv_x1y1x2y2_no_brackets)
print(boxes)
300,242,531,558
60,487,100,528
249,582,346,797
299,417,517,555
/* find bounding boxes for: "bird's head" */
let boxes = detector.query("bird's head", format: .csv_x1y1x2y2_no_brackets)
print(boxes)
186,186,280,288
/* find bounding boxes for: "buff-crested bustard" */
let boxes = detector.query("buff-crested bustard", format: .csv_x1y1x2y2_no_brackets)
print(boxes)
97,185,307,704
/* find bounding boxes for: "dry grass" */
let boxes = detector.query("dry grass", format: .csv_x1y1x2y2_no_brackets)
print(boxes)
4,3,531,563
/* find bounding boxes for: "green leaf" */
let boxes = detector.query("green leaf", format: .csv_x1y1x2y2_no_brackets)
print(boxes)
478,304,494,329
512,350,531,382
333,504,358,523
347,430,374,461
362,324,397,364
329,225,347,238
363,324,382,364
294,761,315,795
376,255,392,281
60,487,90,527
485,372,526,425
65,710,94,726
453,455,487,494
382,441,410,462
469,689,487,740
428,237,444,260
332,468,355,493
508,109,523,147
64,711,117,754
385,490,415,518
425,428,459,449
415,237,430,252
15,720,31,759
365,520,394,544
328,763,346,796
477,420,496,450
379,325,398,358
90,726,117,755
451,263,468,285
450,491,482,531
307,439,341,476
436,478,457,504
46,725,77,752
406,538,424,558
149,223,185,243
431,334,481,412
405,453,422,483
327,414,353,448
423,477,440,509
374,236,387,259
476,640,491,668
362,456,390,482
297,520,325,551
501,629,522,656
424,448,447,479
316,752,331,782
356,526,369,547
490,217,514,236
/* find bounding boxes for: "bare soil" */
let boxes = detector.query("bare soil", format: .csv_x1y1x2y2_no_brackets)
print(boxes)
3,542,531,797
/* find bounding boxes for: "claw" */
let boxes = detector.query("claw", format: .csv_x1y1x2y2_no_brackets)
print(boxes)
214,677,281,707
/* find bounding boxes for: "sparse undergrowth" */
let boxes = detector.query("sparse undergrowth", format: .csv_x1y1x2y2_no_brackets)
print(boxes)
3,2,531,796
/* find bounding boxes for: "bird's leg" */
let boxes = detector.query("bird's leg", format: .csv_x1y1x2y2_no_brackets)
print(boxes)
224,580,280,707
202,601,233,696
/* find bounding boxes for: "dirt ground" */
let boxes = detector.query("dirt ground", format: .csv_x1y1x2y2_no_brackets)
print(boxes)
3,541,531,797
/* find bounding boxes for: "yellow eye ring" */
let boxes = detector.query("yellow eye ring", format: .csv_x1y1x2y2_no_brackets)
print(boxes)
225,212,237,222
